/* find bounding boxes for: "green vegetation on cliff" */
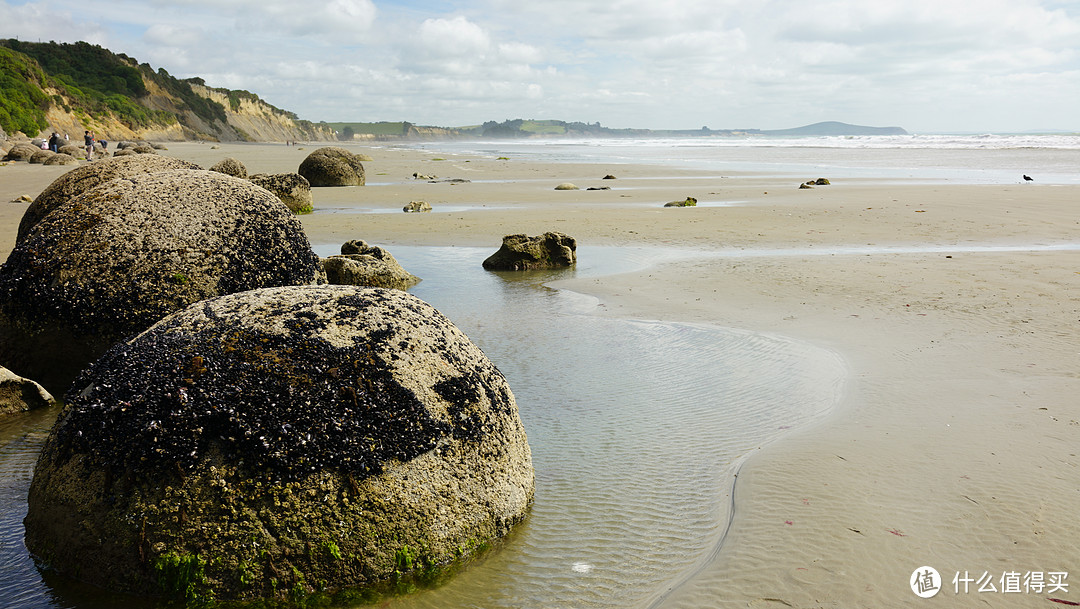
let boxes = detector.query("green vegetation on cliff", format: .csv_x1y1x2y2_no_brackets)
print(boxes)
0,39,328,141
0,46,51,136
0,39,175,129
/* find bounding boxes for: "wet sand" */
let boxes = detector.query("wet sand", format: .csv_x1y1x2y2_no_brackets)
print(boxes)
3,142,1079,607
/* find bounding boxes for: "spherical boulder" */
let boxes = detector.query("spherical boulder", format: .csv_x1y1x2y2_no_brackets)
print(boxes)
24,285,534,603
58,144,84,158
29,149,55,164
210,157,248,179
3,143,40,161
43,153,79,166
249,172,314,214
0,169,323,395
16,153,201,242
482,232,577,271
298,146,366,187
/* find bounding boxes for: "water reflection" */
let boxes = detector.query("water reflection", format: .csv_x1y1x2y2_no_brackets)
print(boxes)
0,246,845,609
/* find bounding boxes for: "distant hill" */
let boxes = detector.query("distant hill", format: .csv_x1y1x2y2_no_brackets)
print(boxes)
0,41,907,142
760,121,908,136
338,118,908,140
0,39,333,142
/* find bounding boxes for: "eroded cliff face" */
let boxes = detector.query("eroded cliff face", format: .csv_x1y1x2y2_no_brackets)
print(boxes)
35,80,334,143
190,85,334,142
43,102,185,143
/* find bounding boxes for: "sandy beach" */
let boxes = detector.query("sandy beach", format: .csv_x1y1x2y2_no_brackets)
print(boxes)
2,142,1078,607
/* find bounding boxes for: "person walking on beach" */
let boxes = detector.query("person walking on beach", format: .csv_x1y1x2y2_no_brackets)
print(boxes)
84,131,94,160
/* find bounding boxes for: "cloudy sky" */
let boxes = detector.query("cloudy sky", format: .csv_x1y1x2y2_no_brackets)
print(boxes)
2,0,1078,132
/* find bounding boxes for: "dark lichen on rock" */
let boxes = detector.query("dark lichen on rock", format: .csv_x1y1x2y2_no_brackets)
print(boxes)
25,285,534,604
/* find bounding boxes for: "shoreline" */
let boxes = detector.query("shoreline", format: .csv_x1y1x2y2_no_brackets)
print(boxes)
3,142,1079,607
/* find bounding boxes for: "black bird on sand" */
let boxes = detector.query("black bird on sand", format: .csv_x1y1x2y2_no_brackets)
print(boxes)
1023,175,1034,181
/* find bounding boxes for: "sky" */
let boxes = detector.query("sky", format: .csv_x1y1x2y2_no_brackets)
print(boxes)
1,0,1079,133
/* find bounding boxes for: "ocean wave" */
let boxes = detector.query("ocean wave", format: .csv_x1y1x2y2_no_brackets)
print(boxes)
540,133,1080,151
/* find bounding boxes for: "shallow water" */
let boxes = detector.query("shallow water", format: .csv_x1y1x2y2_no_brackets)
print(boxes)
0,246,845,608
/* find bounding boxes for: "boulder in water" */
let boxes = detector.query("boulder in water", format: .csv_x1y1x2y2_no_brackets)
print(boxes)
482,232,577,271
24,285,533,603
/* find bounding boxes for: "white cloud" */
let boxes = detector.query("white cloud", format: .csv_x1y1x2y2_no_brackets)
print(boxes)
0,0,1078,131
142,24,204,48
416,16,491,58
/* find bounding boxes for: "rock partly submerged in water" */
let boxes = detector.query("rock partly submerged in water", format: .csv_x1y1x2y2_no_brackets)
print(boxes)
0,169,323,395
323,240,420,290
482,232,577,271
298,146,366,187
24,284,534,603
0,366,54,417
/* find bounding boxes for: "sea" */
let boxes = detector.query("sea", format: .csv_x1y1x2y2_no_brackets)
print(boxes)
404,133,1080,185
1,134,1077,608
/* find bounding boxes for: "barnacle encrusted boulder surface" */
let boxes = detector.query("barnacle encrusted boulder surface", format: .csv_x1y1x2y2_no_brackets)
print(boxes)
482,232,578,271
209,156,248,179
15,153,201,242
24,285,534,602
298,146,367,187
249,172,314,214
0,169,322,395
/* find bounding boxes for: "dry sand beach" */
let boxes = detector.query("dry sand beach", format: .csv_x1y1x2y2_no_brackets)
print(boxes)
2,141,1079,607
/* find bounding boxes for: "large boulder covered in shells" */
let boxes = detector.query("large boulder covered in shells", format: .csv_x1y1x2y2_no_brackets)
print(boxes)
0,169,323,395
16,153,201,242
323,239,420,290
482,232,577,271
24,285,534,603
298,146,366,187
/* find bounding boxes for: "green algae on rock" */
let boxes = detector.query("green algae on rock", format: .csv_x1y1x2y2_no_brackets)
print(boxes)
24,285,534,603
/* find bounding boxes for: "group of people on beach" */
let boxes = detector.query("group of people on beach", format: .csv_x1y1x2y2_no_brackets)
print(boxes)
45,132,67,152
42,130,106,160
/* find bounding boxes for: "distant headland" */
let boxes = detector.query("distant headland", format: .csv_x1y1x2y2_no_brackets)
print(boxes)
0,39,906,143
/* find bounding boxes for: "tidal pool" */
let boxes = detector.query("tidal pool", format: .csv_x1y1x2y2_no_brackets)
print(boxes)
0,245,845,608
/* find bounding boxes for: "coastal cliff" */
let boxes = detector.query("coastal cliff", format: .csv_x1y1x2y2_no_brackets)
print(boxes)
0,40,334,143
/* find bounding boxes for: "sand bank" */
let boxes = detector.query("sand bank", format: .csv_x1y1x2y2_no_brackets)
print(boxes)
2,142,1078,607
